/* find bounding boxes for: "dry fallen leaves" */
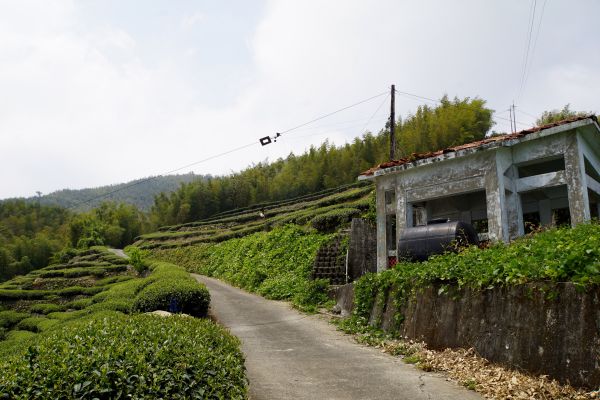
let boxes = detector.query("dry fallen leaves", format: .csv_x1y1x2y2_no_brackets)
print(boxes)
369,337,599,400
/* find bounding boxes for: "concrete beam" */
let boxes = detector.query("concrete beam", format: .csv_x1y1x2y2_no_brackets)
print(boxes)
579,135,600,177
516,171,566,193
587,174,600,197
512,133,567,165
405,175,485,203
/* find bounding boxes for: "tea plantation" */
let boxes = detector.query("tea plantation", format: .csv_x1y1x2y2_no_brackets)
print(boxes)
0,247,247,399
143,183,375,311
135,182,373,250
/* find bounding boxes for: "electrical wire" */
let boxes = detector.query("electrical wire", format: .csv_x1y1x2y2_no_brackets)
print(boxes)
517,0,538,101
360,93,390,134
393,88,530,129
278,91,389,136
520,0,547,102
64,90,392,210
515,108,539,120
65,142,258,210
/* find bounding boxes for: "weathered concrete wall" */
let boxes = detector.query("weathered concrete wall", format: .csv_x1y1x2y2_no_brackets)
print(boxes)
334,282,600,388
347,218,377,281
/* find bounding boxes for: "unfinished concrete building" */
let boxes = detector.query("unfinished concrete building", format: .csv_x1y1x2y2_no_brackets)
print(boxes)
360,116,600,271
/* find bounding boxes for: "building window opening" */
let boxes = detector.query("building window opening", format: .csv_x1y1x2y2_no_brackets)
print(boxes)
412,204,427,227
589,189,599,220
386,214,396,252
471,219,489,234
552,208,571,227
523,212,541,233
517,156,565,178
385,190,395,205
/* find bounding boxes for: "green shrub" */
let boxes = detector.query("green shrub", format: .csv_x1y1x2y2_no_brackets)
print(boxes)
132,278,210,317
125,245,148,274
310,208,361,232
16,317,58,333
28,303,64,315
46,311,87,321
0,313,247,399
0,289,48,301
65,298,93,310
2,330,37,344
151,225,332,310
0,311,30,329
93,275,133,287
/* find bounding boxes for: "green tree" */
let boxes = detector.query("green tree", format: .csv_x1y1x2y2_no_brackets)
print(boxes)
536,104,591,126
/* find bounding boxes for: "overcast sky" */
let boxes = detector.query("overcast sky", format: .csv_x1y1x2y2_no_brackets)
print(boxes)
1,0,599,199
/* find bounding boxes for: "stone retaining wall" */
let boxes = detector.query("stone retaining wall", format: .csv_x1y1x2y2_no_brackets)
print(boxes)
334,282,600,388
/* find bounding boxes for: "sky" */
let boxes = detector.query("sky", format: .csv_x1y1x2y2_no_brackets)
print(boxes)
1,0,599,199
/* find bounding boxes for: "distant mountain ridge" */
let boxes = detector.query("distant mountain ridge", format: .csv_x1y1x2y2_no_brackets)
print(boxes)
11,173,207,212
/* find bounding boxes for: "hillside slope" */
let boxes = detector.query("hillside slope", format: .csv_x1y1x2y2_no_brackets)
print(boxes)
9,173,205,212
135,181,373,250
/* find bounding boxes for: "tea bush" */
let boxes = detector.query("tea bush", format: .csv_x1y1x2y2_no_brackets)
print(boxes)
28,303,64,315
0,312,247,399
132,263,210,317
0,311,30,329
310,208,361,232
16,316,58,333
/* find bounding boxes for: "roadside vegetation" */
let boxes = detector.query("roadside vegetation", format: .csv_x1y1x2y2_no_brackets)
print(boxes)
151,225,334,312
340,222,600,333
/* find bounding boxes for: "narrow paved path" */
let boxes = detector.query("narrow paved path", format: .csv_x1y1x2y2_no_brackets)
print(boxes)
193,274,481,400
107,248,127,259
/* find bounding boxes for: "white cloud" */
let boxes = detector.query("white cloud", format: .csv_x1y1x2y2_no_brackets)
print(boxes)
181,12,205,30
1,1,599,199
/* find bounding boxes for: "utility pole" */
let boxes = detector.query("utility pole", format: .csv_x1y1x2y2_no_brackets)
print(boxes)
512,103,517,133
390,84,396,160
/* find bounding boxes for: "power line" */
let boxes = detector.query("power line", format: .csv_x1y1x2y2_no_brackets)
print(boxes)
517,0,538,101
515,108,538,120
66,90,392,211
361,93,390,134
520,0,547,101
287,117,389,142
278,91,389,136
394,89,439,105
66,142,259,210
393,88,530,129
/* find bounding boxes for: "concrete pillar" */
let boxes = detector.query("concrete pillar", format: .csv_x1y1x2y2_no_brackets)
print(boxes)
376,183,387,272
564,133,590,225
485,150,512,242
504,165,524,239
395,179,407,256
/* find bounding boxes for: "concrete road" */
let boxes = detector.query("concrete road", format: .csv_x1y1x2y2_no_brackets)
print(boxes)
193,274,482,400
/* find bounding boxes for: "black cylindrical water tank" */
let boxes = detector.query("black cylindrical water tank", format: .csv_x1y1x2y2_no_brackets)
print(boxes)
397,220,479,261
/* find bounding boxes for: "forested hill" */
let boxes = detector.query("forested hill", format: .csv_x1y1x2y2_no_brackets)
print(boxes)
11,173,205,212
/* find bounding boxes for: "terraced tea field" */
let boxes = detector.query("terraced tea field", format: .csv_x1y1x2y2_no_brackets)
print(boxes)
135,182,374,250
